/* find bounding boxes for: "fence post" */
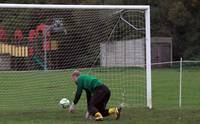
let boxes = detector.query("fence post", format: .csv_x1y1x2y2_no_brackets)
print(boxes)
179,57,183,108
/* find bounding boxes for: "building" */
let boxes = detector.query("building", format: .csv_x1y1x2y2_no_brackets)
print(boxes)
100,37,172,67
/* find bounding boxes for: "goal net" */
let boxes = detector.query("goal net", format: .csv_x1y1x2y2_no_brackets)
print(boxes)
0,4,151,113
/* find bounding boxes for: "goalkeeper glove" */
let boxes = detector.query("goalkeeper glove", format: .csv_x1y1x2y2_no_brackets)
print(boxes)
69,102,75,113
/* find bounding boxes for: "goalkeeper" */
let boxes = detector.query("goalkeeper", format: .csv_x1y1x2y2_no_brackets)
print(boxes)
69,70,121,121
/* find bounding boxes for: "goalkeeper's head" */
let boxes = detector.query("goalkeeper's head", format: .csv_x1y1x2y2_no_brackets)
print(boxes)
71,70,80,82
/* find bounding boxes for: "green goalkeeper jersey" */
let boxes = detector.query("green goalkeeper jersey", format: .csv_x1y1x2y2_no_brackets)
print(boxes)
73,74,103,104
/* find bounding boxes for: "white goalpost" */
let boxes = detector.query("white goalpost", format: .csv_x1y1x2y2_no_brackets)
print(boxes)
0,4,152,111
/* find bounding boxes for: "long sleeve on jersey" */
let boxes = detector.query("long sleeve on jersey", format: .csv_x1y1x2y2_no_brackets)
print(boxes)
73,84,82,104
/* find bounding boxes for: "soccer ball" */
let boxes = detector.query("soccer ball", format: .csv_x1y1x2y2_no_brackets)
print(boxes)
59,98,70,109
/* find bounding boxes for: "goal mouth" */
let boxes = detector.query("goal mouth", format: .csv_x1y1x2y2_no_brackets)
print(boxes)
0,4,152,112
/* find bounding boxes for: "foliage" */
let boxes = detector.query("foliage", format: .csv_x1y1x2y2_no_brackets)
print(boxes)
0,0,199,60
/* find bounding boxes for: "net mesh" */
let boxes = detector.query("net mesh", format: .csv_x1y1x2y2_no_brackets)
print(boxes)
0,7,147,112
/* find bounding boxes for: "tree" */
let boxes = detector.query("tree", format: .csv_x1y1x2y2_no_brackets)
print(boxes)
168,1,191,27
0,0,199,60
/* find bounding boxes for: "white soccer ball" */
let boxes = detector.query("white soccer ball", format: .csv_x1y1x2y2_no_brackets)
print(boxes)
59,98,70,109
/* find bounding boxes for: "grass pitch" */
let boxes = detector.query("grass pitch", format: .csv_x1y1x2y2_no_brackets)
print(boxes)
0,67,200,124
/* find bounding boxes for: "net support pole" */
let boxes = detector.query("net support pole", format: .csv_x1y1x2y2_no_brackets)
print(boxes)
145,6,152,109
179,57,183,108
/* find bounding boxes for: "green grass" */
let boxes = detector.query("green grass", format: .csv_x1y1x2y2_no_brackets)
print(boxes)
153,68,200,109
0,67,200,124
1,109,200,124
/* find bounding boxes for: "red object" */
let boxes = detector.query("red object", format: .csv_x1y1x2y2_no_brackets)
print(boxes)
43,41,51,51
36,23,50,37
28,47,35,56
36,23,51,51
29,29,36,42
14,28,24,41
36,23,51,42
0,27,7,41
36,23,46,34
